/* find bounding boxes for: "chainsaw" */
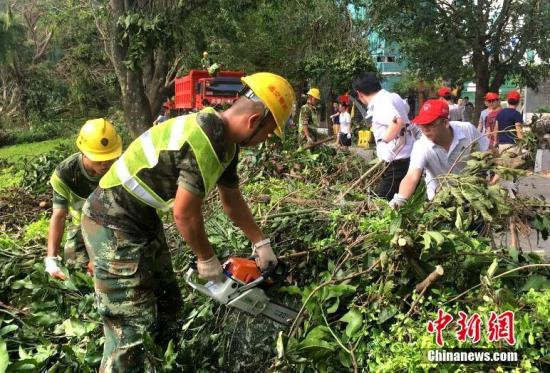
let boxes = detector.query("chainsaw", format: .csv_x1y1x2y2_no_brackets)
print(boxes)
185,257,298,326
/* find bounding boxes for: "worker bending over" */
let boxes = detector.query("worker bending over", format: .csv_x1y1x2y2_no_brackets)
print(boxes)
390,99,488,208
45,119,122,279
81,73,295,372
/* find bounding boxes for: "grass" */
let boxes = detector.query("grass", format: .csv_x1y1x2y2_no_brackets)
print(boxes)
0,138,73,163
0,137,74,189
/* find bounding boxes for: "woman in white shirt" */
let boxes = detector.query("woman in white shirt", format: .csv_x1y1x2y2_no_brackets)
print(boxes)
338,102,352,148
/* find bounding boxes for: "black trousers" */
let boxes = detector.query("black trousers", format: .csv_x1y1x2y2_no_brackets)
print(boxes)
374,158,410,200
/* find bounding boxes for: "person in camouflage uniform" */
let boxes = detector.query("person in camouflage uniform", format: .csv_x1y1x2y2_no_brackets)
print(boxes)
45,119,122,280
81,72,295,373
298,87,321,143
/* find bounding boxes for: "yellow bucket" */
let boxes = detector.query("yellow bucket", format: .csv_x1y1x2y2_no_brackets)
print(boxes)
358,130,372,148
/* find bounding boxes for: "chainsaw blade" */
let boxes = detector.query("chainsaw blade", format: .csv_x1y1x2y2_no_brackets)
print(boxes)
261,301,298,326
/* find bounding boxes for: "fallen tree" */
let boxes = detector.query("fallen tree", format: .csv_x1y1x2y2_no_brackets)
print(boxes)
0,140,549,371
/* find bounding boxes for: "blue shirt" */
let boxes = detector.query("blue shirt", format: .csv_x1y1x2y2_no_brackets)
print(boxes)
496,108,522,144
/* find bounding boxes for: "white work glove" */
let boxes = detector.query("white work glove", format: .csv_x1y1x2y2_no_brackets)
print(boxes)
44,256,67,280
346,133,351,139
197,255,225,283
389,194,408,210
252,238,278,272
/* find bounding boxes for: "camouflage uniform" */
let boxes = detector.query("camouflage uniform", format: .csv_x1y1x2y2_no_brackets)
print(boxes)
298,103,320,142
51,153,99,268
82,111,239,372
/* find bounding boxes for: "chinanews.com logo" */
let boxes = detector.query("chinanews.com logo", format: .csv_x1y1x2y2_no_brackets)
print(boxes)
425,309,519,364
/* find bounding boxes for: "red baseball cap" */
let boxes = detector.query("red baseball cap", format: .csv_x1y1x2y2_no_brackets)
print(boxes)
437,87,452,97
484,92,499,101
507,91,520,101
412,99,450,125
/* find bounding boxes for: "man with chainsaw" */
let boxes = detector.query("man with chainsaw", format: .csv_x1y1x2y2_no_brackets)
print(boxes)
81,72,295,372
353,72,414,199
299,87,321,143
44,119,122,280
389,99,489,208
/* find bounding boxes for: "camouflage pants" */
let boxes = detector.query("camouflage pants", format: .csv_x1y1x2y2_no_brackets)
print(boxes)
81,215,183,373
63,226,89,269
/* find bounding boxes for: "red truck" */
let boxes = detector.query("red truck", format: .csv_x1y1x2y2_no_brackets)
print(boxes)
174,69,245,112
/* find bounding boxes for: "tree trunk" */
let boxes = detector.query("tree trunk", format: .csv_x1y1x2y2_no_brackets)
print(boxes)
472,51,490,126
122,70,152,138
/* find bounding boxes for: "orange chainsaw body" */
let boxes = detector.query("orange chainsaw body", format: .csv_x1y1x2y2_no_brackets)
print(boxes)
223,257,261,284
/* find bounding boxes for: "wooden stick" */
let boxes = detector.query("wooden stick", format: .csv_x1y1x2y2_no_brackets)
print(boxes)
415,265,444,293
303,136,335,150
336,160,385,203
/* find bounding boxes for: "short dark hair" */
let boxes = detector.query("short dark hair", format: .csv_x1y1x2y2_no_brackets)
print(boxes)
507,99,519,106
443,94,452,101
352,72,381,95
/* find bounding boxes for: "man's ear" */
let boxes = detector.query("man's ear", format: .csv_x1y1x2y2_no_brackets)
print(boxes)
247,111,262,130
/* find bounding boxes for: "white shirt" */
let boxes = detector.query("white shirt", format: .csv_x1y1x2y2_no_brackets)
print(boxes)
367,89,413,162
409,121,489,200
449,103,461,121
339,111,351,134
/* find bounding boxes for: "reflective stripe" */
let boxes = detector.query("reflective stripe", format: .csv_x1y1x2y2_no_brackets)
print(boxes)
116,155,132,182
141,130,157,166
168,116,185,150
116,156,165,209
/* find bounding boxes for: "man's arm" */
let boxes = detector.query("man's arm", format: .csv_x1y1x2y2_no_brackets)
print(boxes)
45,208,68,279
396,168,423,200
218,185,264,243
173,187,214,261
515,121,523,139
47,208,67,258
380,116,405,143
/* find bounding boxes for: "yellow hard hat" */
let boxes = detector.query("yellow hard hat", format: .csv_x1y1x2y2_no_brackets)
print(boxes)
307,87,321,100
203,51,208,57
76,118,122,162
241,72,296,138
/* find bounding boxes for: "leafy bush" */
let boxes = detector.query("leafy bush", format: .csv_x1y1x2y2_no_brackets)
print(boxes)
0,121,73,147
23,216,50,243
21,144,74,194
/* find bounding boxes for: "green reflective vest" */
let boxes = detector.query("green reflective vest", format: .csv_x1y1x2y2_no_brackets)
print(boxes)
100,108,236,211
49,172,86,226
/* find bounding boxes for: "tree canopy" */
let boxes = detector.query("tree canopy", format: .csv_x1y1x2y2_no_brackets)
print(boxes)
361,0,550,117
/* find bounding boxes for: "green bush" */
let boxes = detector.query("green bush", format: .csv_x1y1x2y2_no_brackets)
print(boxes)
23,216,50,243
21,144,74,194
0,121,73,147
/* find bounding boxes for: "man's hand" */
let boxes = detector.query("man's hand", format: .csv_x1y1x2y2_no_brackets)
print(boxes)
389,194,408,210
346,133,352,139
44,256,67,280
197,255,224,283
252,238,277,272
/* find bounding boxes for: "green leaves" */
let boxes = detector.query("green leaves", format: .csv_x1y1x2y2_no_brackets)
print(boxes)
299,326,335,351
340,309,363,338
0,339,9,373
61,318,96,338
422,231,445,250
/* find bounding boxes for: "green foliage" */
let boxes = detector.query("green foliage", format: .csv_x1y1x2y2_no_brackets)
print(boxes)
23,216,49,243
0,138,71,162
363,0,550,92
302,49,376,94
1,119,550,371
21,144,74,194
